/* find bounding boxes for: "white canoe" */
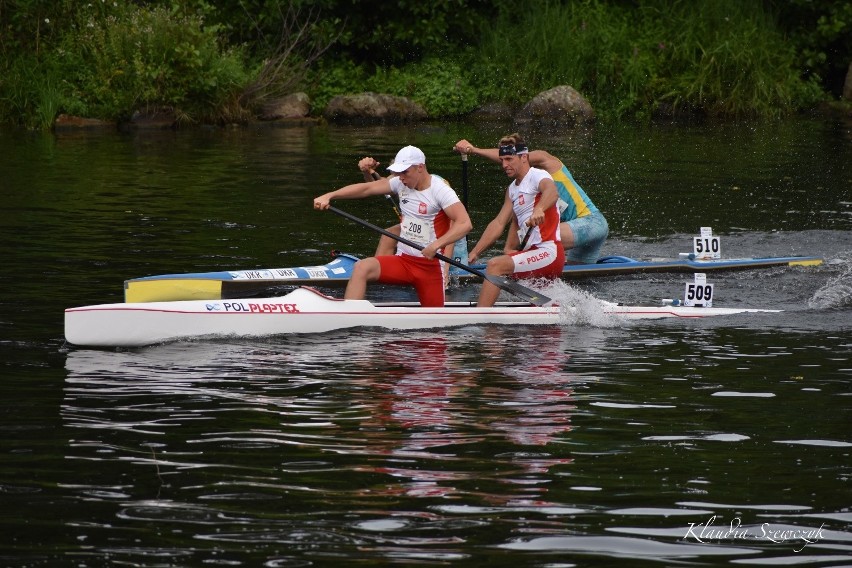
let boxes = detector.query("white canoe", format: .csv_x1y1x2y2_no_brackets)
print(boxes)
64,287,781,348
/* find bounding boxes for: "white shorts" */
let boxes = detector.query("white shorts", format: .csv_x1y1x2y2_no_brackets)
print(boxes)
511,241,559,274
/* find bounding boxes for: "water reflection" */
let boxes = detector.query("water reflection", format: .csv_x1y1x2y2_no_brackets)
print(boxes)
330,328,578,502
60,330,583,537
56,320,851,566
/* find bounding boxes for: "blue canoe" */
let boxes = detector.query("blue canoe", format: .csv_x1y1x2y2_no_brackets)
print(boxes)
124,252,823,303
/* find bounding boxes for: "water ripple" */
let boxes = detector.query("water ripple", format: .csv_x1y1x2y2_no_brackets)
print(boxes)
500,535,759,557
53,313,851,566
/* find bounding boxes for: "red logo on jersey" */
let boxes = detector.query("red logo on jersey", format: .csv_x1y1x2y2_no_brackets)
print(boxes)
518,194,525,206
419,202,427,214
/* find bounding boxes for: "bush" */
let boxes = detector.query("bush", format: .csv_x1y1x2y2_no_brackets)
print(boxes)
307,57,479,118
366,59,479,117
305,61,370,114
54,3,249,122
467,0,825,119
0,0,841,126
648,0,825,117
0,53,82,129
471,0,651,117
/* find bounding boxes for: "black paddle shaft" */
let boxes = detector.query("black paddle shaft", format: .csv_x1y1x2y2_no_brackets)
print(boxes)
461,153,470,208
369,170,402,219
519,227,533,251
326,205,553,307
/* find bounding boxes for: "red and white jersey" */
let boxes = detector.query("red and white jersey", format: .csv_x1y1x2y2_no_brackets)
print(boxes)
508,167,561,246
389,175,461,257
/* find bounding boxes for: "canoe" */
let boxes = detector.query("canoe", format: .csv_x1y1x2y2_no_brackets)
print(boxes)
66,286,781,348
123,252,824,303
124,253,362,303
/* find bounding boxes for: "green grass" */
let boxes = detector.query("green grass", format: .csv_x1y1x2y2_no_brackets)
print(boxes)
465,0,823,119
0,0,830,127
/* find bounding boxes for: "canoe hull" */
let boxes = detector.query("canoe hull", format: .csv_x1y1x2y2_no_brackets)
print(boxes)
66,287,780,348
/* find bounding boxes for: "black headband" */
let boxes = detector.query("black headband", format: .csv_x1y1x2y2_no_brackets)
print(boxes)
498,143,529,156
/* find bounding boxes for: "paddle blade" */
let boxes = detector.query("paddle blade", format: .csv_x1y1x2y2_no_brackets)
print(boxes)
484,274,554,307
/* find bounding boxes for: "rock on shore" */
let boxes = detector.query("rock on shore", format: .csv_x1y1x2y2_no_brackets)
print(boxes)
515,85,595,126
323,92,428,124
52,85,600,129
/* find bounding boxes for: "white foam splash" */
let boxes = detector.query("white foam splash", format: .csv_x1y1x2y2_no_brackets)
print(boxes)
808,254,852,309
527,278,621,328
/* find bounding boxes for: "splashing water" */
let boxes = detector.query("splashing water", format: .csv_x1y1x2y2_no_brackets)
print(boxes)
533,278,621,327
808,254,852,309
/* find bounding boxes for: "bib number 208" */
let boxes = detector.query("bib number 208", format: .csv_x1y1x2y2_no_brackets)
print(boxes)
401,220,429,246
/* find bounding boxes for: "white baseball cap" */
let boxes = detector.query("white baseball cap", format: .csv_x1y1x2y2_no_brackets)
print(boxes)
387,145,426,172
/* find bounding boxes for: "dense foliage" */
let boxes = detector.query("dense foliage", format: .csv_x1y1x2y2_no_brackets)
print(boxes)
0,0,847,128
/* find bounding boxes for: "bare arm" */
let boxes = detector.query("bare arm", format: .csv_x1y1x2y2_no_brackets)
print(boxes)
505,218,521,253
468,195,515,262
454,140,563,174
313,179,391,210
525,178,559,227
358,156,382,182
527,150,562,173
453,139,500,163
421,202,473,260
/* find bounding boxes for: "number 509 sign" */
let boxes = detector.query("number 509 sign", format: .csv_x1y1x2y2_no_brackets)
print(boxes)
684,273,713,307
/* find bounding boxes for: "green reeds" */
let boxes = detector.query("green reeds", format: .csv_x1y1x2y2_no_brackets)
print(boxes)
473,0,821,119
0,57,58,130
473,0,664,118
34,81,62,130
649,0,803,118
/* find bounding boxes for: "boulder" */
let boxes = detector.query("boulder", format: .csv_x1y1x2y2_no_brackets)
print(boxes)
469,102,515,121
258,92,311,120
324,92,427,123
515,85,595,126
127,107,179,129
54,114,115,130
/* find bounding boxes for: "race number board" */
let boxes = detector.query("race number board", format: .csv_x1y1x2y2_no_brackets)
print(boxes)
683,273,714,307
693,226,721,260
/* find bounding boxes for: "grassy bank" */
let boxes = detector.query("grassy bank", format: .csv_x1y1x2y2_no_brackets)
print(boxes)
0,0,841,128
1,2,250,129
465,0,826,119
306,0,826,120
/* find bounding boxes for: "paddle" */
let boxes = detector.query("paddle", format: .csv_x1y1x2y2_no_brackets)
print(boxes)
518,227,532,251
447,155,470,269
369,170,401,219
326,205,553,307
461,153,469,208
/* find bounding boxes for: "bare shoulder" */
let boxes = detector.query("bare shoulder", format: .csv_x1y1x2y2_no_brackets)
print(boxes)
529,150,562,173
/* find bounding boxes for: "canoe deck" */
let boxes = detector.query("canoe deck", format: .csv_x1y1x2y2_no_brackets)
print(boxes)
123,252,824,303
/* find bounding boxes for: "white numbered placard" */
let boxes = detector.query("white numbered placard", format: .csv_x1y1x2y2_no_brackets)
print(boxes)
401,219,430,246
683,273,714,307
692,226,720,259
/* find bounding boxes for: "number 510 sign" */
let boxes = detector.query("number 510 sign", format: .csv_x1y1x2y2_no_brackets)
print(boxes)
693,226,720,259
684,273,714,307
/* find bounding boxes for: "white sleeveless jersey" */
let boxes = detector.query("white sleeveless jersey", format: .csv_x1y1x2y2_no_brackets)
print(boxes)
389,174,461,257
508,167,561,246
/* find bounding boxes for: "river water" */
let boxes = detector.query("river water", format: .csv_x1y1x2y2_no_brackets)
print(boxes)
1,117,850,566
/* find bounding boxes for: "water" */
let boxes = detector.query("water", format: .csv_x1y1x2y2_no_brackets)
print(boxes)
1,117,850,566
